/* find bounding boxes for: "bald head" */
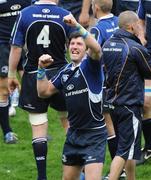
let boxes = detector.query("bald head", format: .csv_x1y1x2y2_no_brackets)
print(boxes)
94,0,113,13
118,11,139,30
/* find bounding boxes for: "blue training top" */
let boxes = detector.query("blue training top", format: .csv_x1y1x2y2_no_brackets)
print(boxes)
90,14,119,47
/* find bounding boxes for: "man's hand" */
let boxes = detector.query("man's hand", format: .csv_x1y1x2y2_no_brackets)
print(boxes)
38,54,54,68
63,14,78,27
78,12,90,27
8,77,20,94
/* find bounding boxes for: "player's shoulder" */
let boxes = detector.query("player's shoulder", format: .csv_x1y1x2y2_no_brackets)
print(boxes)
54,5,71,16
21,3,71,16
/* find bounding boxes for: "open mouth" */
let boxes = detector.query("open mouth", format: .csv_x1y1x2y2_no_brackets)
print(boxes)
71,50,80,55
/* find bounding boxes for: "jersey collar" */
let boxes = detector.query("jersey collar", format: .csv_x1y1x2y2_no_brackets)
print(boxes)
98,13,114,21
35,1,56,5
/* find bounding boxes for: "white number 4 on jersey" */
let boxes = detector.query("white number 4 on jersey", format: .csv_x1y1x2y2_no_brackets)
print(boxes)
37,25,51,48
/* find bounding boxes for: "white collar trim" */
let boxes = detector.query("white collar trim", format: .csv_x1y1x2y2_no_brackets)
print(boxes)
35,1,56,5
98,13,114,21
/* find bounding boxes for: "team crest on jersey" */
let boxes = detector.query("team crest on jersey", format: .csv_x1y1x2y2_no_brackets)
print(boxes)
10,4,21,11
42,8,50,14
66,84,74,91
110,42,116,46
62,74,69,82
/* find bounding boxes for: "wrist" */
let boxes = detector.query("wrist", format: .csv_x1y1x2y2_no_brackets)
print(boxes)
37,67,46,80
8,71,16,78
75,23,89,39
80,10,89,15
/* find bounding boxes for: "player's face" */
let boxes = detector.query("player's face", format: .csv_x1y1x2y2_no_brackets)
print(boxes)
132,20,143,38
69,37,86,64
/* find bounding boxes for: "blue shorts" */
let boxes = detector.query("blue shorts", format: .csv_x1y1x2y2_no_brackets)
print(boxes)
0,44,25,77
111,105,142,160
19,68,66,113
62,127,107,166
0,44,9,77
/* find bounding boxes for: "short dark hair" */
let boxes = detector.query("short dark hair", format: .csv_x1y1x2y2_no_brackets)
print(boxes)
68,32,83,44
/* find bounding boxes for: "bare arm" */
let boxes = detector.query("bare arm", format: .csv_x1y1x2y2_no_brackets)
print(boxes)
37,54,59,98
78,0,91,27
8,46,22,93
138,19,147,46
64,14,102,60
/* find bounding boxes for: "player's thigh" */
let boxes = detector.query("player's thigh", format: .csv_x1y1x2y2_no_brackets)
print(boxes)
104,112,115,137
0,77,9,101
62,165,82,180
143,80,151,118
144,80,151,107
0,44,9,100
0,44,9,78
114,106,142,160
0,77,8,90
85,163,103,180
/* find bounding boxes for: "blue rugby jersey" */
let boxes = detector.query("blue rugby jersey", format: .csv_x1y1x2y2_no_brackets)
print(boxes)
52,55,105,129
90,14,119,46
0,0,31,43
11,2,74,72
138,0,151,53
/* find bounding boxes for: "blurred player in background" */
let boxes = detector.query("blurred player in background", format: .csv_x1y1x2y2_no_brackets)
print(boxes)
137,0,151,165
0,0,31,143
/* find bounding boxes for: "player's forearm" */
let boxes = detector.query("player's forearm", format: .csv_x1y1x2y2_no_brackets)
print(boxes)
8,46,22,78
81,0,91,14
37,67,57,98
76,23,102,59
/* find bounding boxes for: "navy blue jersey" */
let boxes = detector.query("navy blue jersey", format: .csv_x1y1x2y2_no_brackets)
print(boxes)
117,0,139,14
0,0,31,43
52,55,105,129
138,0,151,53
102,29,151,106
90,14,119,46
11,2,74,72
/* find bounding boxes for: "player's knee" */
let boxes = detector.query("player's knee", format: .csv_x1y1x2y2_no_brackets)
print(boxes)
29,113,48,125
